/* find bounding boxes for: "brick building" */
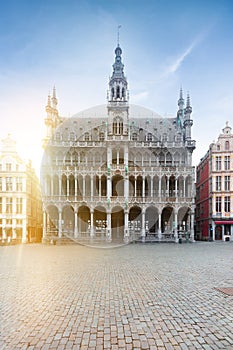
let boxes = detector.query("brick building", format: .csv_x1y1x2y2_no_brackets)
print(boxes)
196,122,233,241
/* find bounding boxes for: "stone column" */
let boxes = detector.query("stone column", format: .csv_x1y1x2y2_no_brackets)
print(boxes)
142,175,145,199
99,176,101,199
106,211,112,242
83,176,85,197
67,177,69,197
90,209,94,238
58,210,62,238
91,175,93,200
158,213,162,240
174,211,178,243
74,210,78,238
59,176,62,198
141,208,146,242
124,210,129,243
175,178,178,200
159,176,161,198
75,176,77,199
43,210,47,238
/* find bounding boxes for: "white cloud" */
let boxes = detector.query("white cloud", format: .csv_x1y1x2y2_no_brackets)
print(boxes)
167,43,195,74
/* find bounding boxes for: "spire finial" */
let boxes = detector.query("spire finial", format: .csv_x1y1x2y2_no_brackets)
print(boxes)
186,91,191,107
117,25,122,46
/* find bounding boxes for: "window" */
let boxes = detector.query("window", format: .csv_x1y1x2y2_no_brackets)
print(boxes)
147,133,152,142
162,133,168,142
70,132,75,141
6,163,11,171
6,219,12,225
6,177,12,191
16,177,23,191
6,198,13,213
84,133,90,141
216,196,221,213
225,156,230,170
16,219,23,225
217,144,220,150
112,117,123,135
0,197,2,213
132,133,137,141
216,156,221,171
216,176,221,191
225,176,230,191
0,178,2,191
225,141,230,150
16,198,23,214
224,196,230,213
99,132,105,141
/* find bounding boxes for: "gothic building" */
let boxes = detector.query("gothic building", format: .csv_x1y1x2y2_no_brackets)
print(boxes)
41,44,196,244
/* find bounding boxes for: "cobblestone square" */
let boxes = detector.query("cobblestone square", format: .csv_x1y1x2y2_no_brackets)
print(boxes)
1,242,233,349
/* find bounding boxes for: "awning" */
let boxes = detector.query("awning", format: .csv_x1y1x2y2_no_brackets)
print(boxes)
215,221,233,225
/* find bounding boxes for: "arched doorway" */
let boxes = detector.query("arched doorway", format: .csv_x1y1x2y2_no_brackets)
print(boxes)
178,206,190,233
46,205,59,235
129,206,142,234
78,206,90,235
145,206,159,233
111,206,124,240
161,206,174,233
94,206,107,236
62,206,74,235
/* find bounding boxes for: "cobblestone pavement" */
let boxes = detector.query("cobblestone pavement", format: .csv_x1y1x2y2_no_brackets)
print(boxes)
1,242,233,350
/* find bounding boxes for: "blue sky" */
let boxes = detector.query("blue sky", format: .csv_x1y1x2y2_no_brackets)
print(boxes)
1,0,233,173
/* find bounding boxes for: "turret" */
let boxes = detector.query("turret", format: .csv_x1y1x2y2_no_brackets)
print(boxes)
177,87,184,129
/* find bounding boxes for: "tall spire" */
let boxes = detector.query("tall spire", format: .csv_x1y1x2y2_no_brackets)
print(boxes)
178,86,184,110
108,38,128,102
52,86,58,109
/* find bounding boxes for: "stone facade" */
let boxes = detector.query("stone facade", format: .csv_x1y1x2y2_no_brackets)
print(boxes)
41,44,196,244
0,135,43,243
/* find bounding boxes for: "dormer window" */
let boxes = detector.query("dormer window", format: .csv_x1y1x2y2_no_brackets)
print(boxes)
99,132,105,141
113,117,123,135
147,133,152,142
84,132,90,141
225,141,230,150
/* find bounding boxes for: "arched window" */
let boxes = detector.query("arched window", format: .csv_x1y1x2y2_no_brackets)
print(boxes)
112,117,123,135
225,141,230,150
116,86,120,99
122,88,125,99
111,88,114,99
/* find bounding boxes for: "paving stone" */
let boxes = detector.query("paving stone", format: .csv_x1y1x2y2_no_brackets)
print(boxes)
1,243,233,350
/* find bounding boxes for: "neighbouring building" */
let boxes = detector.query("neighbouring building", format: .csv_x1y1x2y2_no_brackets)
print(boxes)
41,43,196,244
0,135,43,244
196,122,233,241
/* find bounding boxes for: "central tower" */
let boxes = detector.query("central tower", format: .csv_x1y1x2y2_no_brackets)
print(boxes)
107,44,129,137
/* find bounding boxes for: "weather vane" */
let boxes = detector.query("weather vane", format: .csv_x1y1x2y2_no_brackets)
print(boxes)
117,25,122,46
